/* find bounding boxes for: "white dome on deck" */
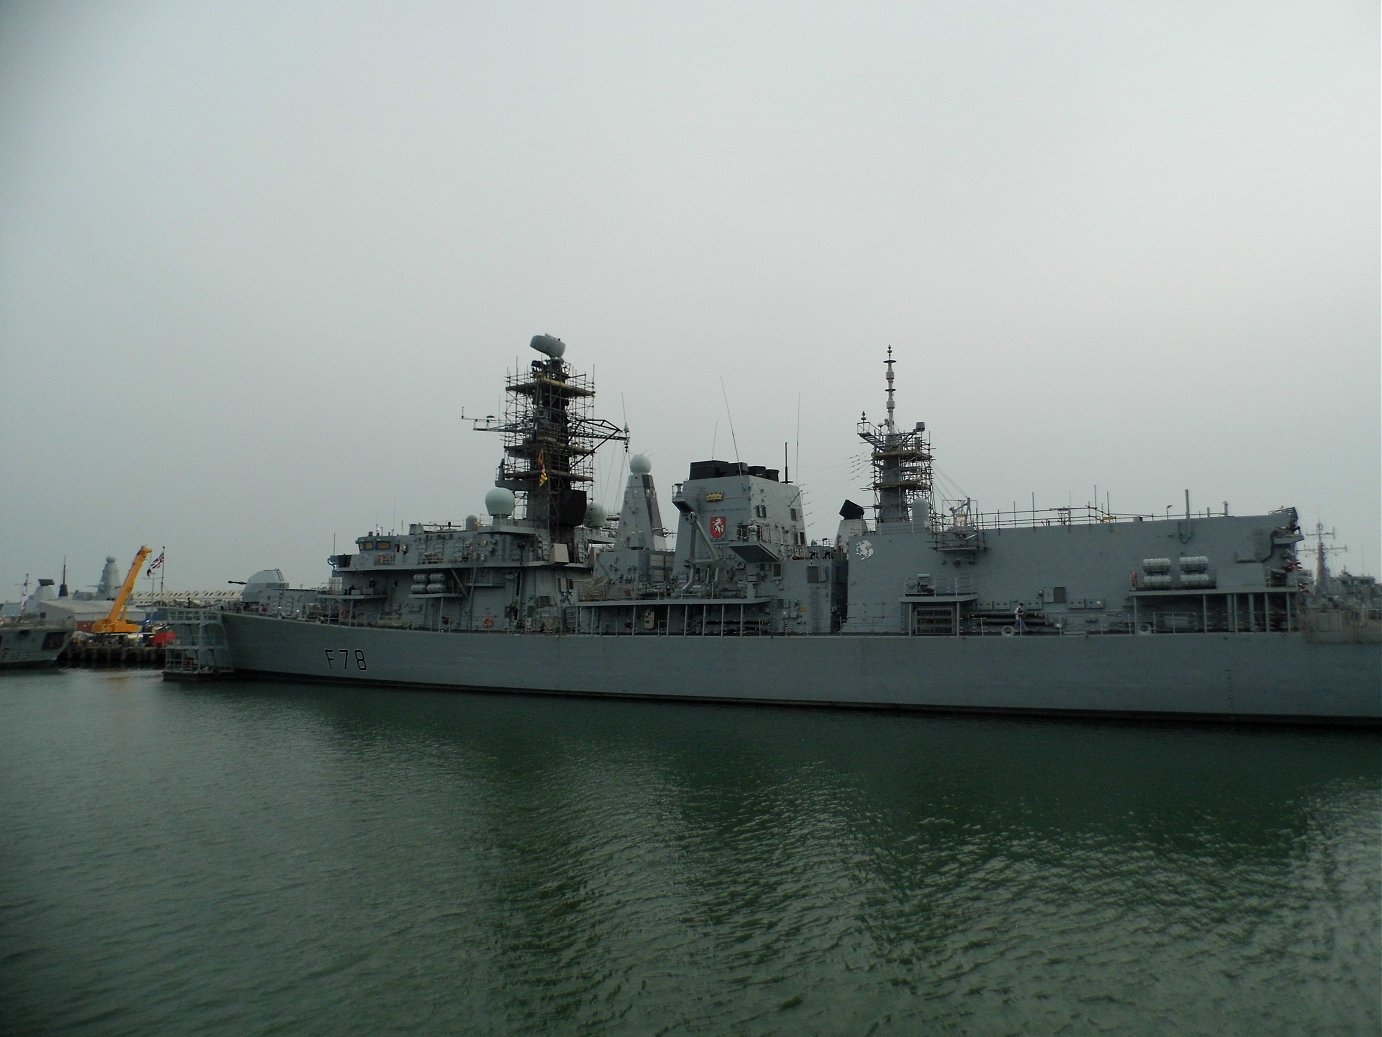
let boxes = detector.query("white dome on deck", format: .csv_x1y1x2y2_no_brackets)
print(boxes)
485,487,515,518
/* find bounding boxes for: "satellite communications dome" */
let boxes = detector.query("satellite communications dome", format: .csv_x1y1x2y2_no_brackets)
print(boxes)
484,487,516,519
629,454,652,475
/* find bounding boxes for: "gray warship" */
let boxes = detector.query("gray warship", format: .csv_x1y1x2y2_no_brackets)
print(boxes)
165,336,1380,724
0,613,73,669
0,579,74,669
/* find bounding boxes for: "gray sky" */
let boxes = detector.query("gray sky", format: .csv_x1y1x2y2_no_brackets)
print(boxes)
2,0,1378,595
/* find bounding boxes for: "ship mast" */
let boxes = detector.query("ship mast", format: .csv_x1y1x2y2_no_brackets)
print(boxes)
857,347,932,526
475,335,627,540
1308,522,1342,594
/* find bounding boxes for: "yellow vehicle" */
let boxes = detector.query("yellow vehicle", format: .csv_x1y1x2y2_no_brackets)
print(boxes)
90,546,151,635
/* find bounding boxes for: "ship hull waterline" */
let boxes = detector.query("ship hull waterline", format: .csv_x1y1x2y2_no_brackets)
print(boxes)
213,613,1381,726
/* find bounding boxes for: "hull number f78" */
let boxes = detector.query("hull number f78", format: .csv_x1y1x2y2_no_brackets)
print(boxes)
325,649,368,671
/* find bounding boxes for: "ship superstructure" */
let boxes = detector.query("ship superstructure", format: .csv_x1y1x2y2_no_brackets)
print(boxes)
841,348,1308,640
312,335,627,636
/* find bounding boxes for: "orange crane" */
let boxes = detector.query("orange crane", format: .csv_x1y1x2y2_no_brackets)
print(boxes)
90,546,151,635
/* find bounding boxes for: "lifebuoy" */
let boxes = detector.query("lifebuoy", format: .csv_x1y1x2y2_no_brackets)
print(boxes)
483,615,494,629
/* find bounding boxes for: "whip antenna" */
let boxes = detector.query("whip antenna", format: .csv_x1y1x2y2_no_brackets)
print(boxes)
720,378,741,464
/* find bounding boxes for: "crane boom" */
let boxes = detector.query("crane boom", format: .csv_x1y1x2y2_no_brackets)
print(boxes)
90,545,151,634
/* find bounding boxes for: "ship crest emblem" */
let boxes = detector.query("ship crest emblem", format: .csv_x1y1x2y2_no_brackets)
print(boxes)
709,515,726,539
855,539,874,559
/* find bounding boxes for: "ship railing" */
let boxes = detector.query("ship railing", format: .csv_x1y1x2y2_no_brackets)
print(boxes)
0,613,78,630
572,596,780,636
931,498,1231,532
904,574,976,597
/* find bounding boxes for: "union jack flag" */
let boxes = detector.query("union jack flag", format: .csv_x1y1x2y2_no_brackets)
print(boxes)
146,549,165,577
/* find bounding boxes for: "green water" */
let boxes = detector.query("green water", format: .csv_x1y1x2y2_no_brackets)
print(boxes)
2,669,1378,1036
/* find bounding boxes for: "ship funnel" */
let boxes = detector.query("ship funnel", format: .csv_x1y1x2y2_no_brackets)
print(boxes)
530,334,566,359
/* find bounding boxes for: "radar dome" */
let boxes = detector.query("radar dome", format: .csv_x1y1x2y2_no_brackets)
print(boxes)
585,503,607,528
484,487,516,518
629,454,652,475
530,334,566,359
246,569,288,592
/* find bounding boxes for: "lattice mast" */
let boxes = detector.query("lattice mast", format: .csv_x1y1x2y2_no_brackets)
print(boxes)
857,347,933,525
482,335,626,536
1308,523,1343,594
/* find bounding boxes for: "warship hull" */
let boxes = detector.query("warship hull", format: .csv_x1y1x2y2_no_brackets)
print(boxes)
0,622,72,669
219,612,1380,724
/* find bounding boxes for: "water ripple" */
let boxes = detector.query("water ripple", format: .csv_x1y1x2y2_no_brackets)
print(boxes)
0,672,1376,1036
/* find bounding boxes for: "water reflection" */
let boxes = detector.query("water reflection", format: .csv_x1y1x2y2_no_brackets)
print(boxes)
166,681,1379,1034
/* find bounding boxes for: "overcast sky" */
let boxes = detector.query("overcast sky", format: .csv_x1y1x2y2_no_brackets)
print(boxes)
2,0,1377,596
